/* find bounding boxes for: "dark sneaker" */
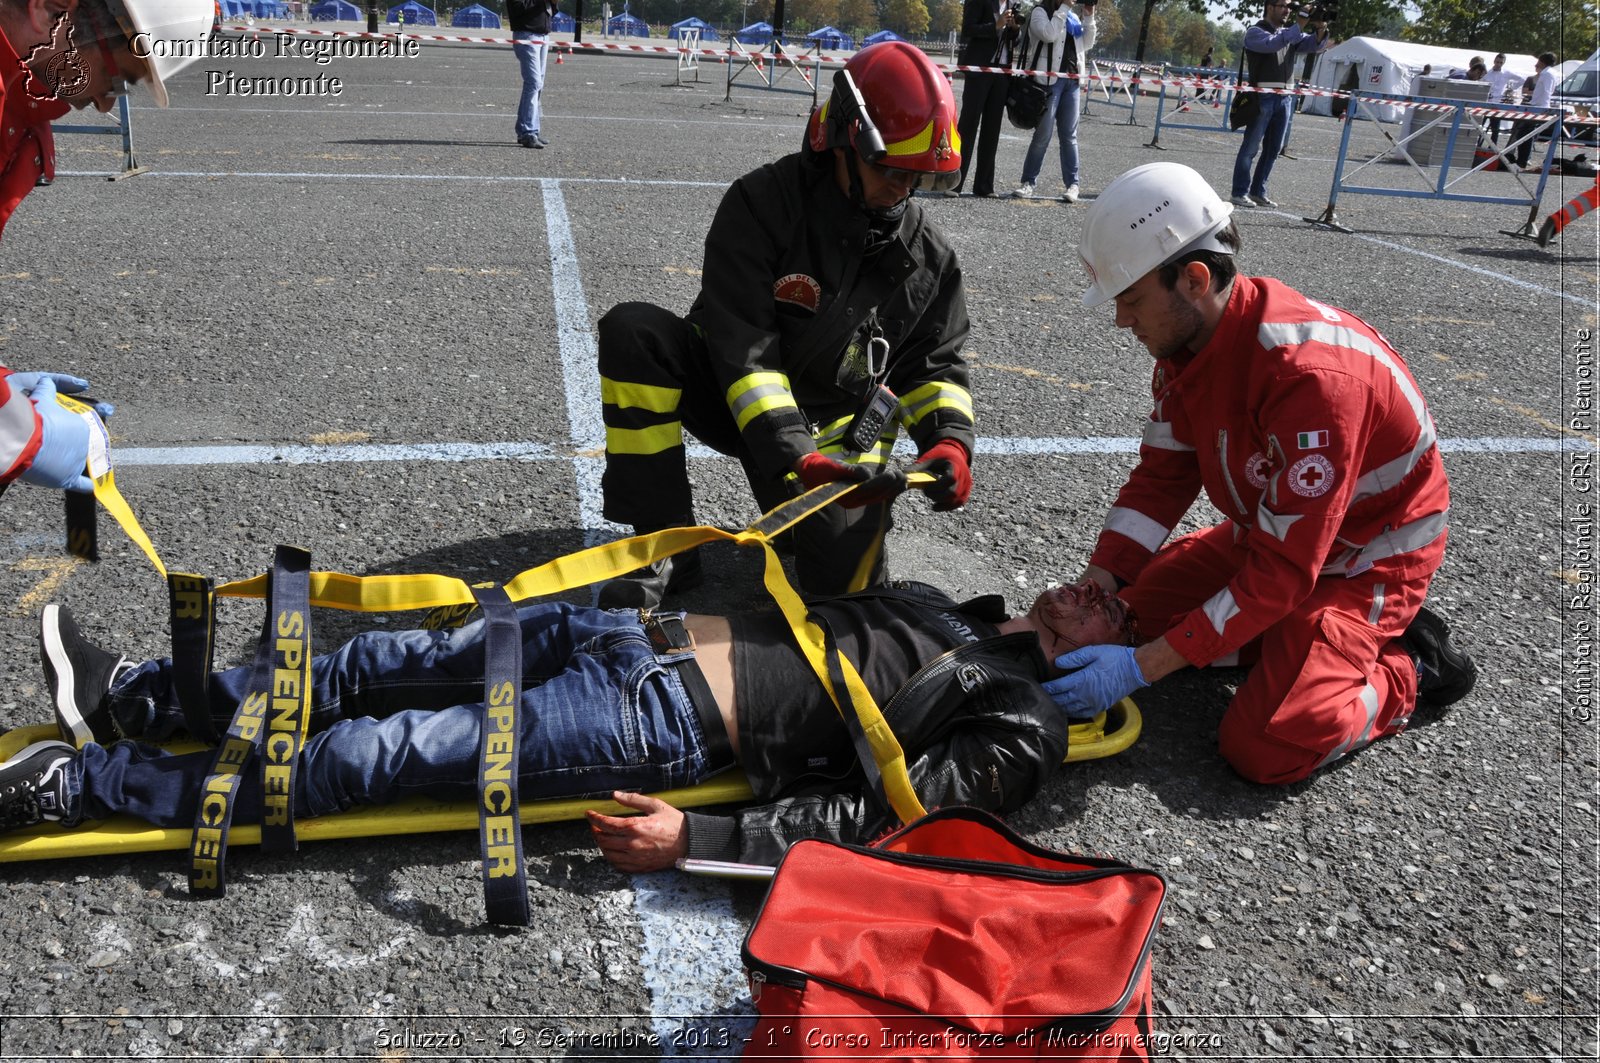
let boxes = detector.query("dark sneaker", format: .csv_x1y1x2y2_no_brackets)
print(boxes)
0,740,75,833
518,135,544,149
596,549,705,610
1402,606,1478,707
39,604,126,748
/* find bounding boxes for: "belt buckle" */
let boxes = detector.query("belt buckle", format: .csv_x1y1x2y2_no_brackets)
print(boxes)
643,612,693,653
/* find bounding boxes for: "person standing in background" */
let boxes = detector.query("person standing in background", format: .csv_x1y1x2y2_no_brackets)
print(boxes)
951,0,1019,197
1230,0,1329,209
1511,52,1558,170
1011,0,1097,202
510,0,557,149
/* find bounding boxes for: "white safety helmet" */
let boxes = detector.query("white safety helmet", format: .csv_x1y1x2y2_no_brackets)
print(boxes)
106,0,216,106
1078,162,1235,308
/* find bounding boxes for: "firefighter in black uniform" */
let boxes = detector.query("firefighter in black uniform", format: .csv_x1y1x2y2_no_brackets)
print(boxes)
596,42,978,607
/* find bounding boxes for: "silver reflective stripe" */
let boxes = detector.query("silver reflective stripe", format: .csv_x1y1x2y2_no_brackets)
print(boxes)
1320,508,1449,576
1313,683,1381,770
1368,583,1386,626
1142,419,1194,452
1104,506,1171,553
1256,503,1302,543
1257,319,1430,434
1202,587,1240,635
1353,414,1437,502
727,378,796,427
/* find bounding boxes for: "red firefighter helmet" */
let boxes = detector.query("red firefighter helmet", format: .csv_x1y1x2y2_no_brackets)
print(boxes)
805,41,962,192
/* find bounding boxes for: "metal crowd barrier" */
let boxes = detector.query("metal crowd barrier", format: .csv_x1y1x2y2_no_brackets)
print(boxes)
676,26,701,84
724,38,821,104
1305,88,1562,234
51,95,143,180
1080,57,1145,125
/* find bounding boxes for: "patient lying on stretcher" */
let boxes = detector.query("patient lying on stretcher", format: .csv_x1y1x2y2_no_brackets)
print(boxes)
2,579,1133,870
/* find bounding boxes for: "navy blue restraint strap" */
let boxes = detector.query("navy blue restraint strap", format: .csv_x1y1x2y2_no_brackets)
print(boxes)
167,573,220,745
188,546,311,896
472,585,530,926
259,547,313,854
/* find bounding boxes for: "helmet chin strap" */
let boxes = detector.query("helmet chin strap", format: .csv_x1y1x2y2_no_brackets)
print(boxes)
841,145,909,244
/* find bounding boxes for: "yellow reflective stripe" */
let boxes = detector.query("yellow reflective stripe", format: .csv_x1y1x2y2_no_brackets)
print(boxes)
605,422,683,456
883,118,934,159
600,377,682,413
726,372,798,431
900,381,974,428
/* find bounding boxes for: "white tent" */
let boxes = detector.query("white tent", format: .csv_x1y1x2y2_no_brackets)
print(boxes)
1303,36,1538,122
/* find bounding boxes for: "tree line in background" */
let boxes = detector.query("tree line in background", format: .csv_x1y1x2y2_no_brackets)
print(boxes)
500,0,1593,65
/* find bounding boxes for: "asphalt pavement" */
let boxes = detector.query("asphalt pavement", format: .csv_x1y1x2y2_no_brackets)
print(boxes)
0,31,1595,1060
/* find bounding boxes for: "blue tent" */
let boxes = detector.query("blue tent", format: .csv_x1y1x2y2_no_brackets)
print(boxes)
552,10,575,29
862,29,904,45
606,11,647,35
308,0,357,18
388,0,436,23
451,1,499,26
735,20,777,44
804,25,852,48
669,16,718,41
252,0,288,16
218,0,251,16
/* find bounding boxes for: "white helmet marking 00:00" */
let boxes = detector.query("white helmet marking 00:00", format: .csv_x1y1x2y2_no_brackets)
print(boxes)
1077,162,1235,308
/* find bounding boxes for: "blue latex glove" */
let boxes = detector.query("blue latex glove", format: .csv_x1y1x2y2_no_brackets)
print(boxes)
6,372,114,420
18,377,97,493
1043,645,1149,719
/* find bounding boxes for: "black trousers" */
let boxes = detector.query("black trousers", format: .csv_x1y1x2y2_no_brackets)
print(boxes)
957,70,1011,196
597,301,891,595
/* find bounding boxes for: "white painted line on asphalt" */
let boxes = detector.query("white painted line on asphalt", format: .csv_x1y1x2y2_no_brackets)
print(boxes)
1344,229,1593,308
57,170,729,188
540,176,749,1056
162,106,801,130
107,435,1590,467
540,176,618,541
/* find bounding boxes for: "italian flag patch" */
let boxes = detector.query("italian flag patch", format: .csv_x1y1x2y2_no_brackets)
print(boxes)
1297,430,1329,450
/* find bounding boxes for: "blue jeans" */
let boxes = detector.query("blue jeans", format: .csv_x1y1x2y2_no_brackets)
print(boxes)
68,604,721,828
514,33,549,139
1232,92,1292,198
1020,79,1081,189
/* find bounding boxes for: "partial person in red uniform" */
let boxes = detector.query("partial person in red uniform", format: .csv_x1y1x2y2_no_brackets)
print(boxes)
2,0,214,498
1049,162,1477,785
1,0,214,238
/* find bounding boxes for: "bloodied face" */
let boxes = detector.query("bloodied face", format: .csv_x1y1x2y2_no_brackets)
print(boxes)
1023,579,1137,675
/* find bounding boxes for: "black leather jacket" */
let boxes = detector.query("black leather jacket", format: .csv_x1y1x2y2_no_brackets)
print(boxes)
684,585,1069,866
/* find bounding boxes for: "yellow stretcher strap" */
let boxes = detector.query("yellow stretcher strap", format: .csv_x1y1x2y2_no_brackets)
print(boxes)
68,453,947,835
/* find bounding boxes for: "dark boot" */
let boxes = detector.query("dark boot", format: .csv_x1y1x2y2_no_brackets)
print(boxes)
597,543,705,610
1401,605,1478,708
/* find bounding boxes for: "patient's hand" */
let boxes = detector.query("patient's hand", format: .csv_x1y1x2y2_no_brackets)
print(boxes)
587,791,688,872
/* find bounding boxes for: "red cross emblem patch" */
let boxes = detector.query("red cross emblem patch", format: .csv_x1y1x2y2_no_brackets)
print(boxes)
1289,454,1335,498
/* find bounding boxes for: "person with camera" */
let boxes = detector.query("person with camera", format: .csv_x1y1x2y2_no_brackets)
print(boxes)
951,0,1020,197
1052,162,1476,786
1010,0,1097,202
593,42,976,608
1230,0,1330,208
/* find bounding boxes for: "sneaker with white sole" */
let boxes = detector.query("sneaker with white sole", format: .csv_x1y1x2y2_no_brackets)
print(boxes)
1249,193,1279,208
39,604,127,748
1061,184,1080,203
1012,181,1036,198
0,740,76,833
1230,194,1255,207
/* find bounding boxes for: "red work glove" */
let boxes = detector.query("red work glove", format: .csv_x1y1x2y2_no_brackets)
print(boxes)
792,453,906,510
913,439,973,511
